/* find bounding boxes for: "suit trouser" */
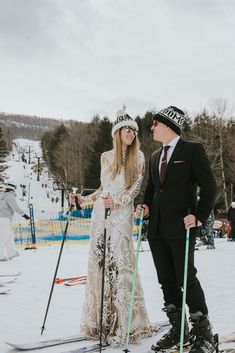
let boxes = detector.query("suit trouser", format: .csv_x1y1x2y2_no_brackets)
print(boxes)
148,231,208,315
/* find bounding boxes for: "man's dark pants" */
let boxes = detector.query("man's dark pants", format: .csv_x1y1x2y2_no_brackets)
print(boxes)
148,222,208,314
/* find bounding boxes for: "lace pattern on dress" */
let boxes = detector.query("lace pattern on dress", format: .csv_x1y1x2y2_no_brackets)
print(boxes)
80,149,153,346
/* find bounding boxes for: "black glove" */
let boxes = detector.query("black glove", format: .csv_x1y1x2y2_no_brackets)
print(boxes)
23,214,30,220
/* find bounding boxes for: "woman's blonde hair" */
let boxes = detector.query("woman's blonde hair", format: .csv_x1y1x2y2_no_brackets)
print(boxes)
112,128,140,188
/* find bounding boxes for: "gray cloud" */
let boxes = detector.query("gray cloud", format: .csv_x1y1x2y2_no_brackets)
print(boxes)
0,0,234,121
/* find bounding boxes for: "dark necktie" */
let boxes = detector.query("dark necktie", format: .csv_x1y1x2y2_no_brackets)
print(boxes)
160,145,170,184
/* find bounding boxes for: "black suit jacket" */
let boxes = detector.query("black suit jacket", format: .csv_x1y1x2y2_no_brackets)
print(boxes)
144,138,217,239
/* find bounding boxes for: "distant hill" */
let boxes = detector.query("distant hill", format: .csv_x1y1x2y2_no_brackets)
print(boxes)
0,113,72,140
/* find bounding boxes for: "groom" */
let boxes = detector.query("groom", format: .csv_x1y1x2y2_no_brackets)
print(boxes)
137,106,216,353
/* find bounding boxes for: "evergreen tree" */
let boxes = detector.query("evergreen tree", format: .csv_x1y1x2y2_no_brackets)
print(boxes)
0,127,8,182
84,117,112,189
41,124,69,181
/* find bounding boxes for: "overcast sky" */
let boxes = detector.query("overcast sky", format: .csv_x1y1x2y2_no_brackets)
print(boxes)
0,0,234,122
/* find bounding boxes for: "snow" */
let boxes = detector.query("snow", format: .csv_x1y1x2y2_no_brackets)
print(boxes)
0,139,235,353
5,139,62,220
0,239,235,353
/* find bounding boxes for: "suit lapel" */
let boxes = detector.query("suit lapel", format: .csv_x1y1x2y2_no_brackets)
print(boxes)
151,148,162,186
163,138,185,184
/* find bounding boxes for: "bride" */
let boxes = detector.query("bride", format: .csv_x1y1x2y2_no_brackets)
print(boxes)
76,109,153,347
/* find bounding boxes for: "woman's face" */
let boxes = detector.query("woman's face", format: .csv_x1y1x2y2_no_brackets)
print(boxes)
120,126,137,146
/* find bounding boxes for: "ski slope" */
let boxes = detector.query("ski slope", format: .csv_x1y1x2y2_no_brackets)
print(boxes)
5,138,62,221
0,138,234,353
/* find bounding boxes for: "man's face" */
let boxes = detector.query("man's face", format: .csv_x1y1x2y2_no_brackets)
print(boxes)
151,120,167,142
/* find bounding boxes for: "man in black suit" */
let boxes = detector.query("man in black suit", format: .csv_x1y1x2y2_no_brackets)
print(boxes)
137,106,216,353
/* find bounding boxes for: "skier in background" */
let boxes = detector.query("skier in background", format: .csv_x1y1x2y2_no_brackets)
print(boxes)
0,180,30,261
227,202,235,241
198,210,215,249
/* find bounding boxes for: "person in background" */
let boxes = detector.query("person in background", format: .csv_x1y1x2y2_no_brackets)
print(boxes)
0,180,30,261
227,202,235,241
197,210,215,249
136,106,217,353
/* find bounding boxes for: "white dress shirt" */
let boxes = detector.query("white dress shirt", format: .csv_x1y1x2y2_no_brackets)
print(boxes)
158,135,180,173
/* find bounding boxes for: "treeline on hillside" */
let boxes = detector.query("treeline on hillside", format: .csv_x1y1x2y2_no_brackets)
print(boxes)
41,107,235,211
0,113,64,140
0,112,76,182
0,126,11,182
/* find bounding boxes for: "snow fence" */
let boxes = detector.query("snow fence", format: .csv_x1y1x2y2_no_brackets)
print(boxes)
12,205,141,247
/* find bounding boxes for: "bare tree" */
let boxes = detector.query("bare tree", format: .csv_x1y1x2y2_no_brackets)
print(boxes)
208,99,233,210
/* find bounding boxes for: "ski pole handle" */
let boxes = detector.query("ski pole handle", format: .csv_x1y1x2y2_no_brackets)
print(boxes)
72,187,78,195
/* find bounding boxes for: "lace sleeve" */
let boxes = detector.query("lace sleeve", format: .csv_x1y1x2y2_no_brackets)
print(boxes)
80,186,103,206
113,151,145,208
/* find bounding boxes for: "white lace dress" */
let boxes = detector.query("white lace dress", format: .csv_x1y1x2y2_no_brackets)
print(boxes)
80,150,153,347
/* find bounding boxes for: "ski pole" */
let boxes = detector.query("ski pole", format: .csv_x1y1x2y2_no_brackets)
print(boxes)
179,210,191,353
123,208,144,353
41,196,76,335
99,207,110,353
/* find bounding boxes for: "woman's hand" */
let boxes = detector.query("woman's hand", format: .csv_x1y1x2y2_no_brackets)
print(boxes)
69,193,83,205
102,195,114,210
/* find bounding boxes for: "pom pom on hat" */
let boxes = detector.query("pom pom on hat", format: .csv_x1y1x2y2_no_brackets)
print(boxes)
111,107,138,137
153,106,185,135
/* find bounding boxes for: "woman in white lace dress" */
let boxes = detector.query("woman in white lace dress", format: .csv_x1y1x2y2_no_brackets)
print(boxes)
77,110,153,347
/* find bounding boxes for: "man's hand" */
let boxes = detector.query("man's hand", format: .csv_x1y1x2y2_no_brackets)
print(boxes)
136,204,149,218
102,195,114,210
183,214,202,229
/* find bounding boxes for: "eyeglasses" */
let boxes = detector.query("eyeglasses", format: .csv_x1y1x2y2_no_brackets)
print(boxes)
122,126,138,135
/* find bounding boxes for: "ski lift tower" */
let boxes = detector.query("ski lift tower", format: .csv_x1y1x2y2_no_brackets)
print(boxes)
53,181,75,212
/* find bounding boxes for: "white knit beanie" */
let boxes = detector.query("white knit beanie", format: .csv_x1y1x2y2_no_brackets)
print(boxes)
111,109,138,137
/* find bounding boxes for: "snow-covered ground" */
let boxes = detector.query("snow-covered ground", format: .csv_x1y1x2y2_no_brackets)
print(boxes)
0,139,235,353
0,239,235,353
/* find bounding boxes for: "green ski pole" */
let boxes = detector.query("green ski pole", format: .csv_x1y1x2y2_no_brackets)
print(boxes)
179,225,190,353
123,209,144,353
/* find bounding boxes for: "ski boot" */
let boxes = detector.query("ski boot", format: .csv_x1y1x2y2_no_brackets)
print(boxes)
151,304,190,351
189,312,215,353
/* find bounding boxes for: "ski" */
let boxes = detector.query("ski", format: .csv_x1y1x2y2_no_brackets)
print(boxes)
59,342,109,353
5,321,170,350
64,278,87,286
5,334,87,350
144,348,235,353
0,288,11,294
55,276,87,284
0,271,22,277
58,322,171,353
0,277,17,287
144,337,235,353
